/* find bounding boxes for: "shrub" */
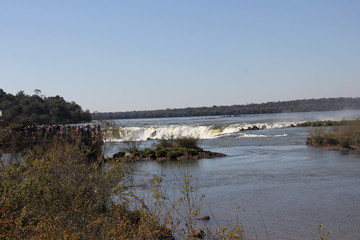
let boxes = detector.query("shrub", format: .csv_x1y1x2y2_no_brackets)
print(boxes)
139,148,157,159
185,148,199,156
121,139,141,153
167,150,183,160
307,120,360,149
0,141,173,239
155,136,202,151
156,149,168,158
340,137,352,148
156,137,175,149
174,136,201,150
144,148,156,156
312,136,324,145
113,151,126,158
323,135,339,145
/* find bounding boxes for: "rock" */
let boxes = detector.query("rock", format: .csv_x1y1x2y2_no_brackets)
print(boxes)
196,216,210,220
247,125,259,130
189,229,206,238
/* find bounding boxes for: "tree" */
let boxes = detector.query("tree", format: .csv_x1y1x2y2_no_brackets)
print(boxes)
0,89,92,124
34,89,41,95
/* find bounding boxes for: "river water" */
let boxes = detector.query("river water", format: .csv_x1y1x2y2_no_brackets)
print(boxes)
111,110,360,240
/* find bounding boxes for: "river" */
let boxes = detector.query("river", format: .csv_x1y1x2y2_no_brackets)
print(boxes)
110,110,360,240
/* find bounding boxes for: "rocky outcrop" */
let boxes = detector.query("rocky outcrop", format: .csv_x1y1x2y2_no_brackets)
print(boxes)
109,149,226,162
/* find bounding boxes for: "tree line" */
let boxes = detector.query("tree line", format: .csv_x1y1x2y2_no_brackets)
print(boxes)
0,89,91,125
94,97,360,120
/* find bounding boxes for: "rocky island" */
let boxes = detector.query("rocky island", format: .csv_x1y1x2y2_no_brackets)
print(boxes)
108,136,226,162
305,120,360,152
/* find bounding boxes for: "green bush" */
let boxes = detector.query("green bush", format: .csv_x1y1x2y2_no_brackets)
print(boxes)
167,150,183,160
156,149,167,158
323,136,339,145
138,148,154,158
185,148,199,156
139,148,157,159
156,136,202,150
340,137,352,148
312,136,324,145
113,151,126,158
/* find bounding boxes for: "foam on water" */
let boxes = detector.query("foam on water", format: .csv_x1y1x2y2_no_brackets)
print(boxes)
237,133,288,138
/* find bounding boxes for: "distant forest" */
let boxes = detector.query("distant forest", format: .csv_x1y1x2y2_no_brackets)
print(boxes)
0,89,91,125
94,97,360,120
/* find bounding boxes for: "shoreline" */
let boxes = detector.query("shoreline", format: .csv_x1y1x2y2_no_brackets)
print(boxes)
315,145,359,152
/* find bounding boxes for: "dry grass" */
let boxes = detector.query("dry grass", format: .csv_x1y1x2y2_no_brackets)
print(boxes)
307,120,360,150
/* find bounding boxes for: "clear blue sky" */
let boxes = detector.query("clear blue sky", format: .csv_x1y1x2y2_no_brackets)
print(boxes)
1,1,359,112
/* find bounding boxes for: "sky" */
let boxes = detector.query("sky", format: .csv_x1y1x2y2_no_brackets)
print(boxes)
1,1,359,112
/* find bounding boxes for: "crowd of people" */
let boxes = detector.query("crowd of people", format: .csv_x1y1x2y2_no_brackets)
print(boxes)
18,124,102,141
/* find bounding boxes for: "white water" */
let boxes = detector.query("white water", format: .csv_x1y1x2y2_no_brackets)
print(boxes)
111,110,360,142
113,121,298,141
237,133,288,138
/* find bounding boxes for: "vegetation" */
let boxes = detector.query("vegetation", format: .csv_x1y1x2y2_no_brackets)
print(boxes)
0,141,175,239
0,136,243,239
0,131,335,240
306,120,360,151
156,136,202,151
147,171,246,240
296,120,351,127
110,136,226,162
0,89,91,125
0,90,338,239
93,97,360,119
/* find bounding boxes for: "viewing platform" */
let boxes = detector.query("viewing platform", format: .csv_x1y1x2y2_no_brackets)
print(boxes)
0,124,104,160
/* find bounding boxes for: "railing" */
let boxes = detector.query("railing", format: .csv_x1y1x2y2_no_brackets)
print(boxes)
0,124,104,157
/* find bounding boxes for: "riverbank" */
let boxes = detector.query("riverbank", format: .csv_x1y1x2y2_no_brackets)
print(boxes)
305,120,360,152
295,120,354,127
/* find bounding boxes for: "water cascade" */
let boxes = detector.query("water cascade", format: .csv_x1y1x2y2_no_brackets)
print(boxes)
112,121,298,141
